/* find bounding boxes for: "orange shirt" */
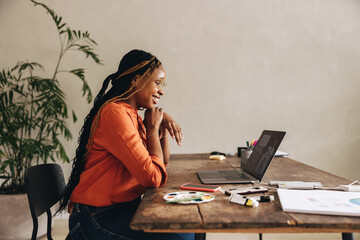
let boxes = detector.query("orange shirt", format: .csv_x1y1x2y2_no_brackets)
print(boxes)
70,101,167,207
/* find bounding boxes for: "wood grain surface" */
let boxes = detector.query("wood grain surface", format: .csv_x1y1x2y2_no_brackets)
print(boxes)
130,154,360,233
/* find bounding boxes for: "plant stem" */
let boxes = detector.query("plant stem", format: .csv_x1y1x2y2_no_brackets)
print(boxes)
29,67,34,136
52,31,64,81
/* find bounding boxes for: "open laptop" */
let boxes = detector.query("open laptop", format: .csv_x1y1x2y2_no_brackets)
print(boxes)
197,130,286,184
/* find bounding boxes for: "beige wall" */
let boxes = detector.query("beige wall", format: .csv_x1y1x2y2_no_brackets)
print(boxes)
1,0,359,181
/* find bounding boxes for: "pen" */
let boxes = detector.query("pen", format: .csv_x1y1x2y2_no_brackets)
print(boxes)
165,197,202,203
249,139,258,150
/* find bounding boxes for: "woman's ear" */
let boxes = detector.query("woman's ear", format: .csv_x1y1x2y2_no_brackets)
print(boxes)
131,74,141,87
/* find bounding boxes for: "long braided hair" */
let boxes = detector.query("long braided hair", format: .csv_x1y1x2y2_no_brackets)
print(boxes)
58,49,161,212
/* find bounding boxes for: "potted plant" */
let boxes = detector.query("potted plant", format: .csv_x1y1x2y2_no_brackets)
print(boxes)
0,1,101,239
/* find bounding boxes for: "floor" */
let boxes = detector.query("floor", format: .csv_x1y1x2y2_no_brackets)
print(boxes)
39,219,358,240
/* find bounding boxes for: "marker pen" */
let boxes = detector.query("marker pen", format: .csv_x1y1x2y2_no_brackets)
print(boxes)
243,197,259,207
252,195,274,202
229,194,259,207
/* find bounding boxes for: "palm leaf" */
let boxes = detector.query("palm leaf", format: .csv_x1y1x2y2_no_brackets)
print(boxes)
31,0,67,32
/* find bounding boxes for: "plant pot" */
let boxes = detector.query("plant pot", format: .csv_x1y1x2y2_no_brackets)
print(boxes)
0,193,47,240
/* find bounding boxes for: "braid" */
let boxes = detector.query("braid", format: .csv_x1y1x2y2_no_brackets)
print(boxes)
58,49,161,213
94,73,113,103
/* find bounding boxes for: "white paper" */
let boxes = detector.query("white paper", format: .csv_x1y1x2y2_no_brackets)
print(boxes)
277,189,360,216
275,150,289,157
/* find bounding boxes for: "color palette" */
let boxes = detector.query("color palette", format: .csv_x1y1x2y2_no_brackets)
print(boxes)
164,191,215,204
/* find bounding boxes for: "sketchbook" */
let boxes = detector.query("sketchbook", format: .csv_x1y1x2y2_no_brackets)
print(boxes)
277,189,360,217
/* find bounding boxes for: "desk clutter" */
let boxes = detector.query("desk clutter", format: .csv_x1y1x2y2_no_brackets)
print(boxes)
164,185,274,208
226,186,273,208
163,180,360,215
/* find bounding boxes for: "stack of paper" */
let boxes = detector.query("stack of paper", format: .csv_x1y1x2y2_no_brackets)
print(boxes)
277,189,360,217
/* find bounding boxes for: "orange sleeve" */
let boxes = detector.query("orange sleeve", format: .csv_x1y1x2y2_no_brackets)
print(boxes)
96,105,167,188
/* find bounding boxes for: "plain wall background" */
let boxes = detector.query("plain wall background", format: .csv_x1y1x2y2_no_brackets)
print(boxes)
1,0,359,181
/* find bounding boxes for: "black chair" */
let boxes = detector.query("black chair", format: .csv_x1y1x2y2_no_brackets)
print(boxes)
25,163,69,240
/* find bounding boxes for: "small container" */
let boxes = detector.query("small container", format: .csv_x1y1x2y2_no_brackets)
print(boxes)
237,147,248,157
241,149,252,167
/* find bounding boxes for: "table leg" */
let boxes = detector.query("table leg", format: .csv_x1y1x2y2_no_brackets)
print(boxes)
195,233,206,240
341,233,353,240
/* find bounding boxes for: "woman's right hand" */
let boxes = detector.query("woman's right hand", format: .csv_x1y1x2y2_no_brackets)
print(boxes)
144,107,163,135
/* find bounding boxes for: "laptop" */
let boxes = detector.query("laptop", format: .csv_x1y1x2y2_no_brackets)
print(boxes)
197,130,286,184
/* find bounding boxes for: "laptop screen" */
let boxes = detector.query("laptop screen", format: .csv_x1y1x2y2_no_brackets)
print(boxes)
243,130,286,181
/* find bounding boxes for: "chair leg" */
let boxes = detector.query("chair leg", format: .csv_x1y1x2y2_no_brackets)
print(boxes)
195,233,206,240
31,216,38,240
342,233,354,240
46,209,53,240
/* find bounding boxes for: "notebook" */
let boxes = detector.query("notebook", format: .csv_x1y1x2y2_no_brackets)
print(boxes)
197,130,286,184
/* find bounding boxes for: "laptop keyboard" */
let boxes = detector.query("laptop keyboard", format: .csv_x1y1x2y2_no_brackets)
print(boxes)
219,170,251,180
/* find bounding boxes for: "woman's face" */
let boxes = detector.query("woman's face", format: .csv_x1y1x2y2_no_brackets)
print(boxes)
131,65,166,109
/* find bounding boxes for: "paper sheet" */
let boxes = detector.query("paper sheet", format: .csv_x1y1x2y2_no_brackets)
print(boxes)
277,189,360,216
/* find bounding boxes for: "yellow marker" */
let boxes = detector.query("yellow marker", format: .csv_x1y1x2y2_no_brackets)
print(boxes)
244,198,259,207
229,194,260,208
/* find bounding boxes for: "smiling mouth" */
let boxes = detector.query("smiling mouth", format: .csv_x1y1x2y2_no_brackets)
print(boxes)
152,96,160,104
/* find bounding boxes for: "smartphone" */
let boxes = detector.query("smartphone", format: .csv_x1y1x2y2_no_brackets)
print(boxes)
180,183,221,192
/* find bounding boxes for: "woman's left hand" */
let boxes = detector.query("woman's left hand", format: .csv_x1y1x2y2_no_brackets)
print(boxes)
161,112,183,146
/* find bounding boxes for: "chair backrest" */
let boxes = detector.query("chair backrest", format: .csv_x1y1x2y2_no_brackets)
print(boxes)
25,163,65,240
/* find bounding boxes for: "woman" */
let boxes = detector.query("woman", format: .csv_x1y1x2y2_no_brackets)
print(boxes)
59,49,194,240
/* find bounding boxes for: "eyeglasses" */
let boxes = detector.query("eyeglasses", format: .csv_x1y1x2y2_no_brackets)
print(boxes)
155,79,167,90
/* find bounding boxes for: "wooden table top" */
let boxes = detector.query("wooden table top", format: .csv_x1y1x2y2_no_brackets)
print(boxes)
130,153,360,233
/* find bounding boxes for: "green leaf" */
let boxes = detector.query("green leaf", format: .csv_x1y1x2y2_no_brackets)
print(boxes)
70,68,85,80
67,28,73,41
72,110,77,123
69,68,93,103
31,0,65,35
58,23,66,30
8,90,13,104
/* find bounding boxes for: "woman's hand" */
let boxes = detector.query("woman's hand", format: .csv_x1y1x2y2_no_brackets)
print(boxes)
144,107,163,136
162,112,183,146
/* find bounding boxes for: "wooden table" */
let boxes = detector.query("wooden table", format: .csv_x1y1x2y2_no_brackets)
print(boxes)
130,153,360,239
